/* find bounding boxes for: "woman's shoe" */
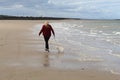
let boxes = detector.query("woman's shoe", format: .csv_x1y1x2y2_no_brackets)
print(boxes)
45,49,49,52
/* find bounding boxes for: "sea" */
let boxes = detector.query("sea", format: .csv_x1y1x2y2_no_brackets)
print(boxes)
34,20,120,74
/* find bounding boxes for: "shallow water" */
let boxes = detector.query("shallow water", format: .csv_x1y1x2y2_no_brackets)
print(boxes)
33,20,120,74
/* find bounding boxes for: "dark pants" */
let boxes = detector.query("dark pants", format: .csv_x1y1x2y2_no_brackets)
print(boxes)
44,36,50,49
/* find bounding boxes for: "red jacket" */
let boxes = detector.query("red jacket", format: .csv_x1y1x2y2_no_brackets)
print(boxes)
39,24,55,37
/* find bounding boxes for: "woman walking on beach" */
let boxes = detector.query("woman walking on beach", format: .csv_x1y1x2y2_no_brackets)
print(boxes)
39,21,55,52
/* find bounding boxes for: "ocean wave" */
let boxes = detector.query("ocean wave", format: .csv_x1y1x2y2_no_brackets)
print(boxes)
102,33,111,36
77,58,104,62
109,53,120,58
108,49,120,58
110,70,120,75
113,31,120,35
62,57,104,62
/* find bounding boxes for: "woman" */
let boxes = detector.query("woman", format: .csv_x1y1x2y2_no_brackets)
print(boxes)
39,21,55,52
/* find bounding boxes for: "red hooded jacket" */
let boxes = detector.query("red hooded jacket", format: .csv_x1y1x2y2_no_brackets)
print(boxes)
39,24,55,37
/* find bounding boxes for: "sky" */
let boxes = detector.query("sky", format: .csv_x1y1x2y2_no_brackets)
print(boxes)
0,0,120,19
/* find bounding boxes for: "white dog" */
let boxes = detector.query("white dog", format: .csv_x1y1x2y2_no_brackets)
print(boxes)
56,46,64,53
54,39,64,53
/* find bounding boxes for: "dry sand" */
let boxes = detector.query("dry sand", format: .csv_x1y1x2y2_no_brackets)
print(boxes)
0,20,120,80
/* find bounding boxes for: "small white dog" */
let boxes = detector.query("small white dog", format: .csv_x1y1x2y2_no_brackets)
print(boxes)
56,46,64,53
54,39,64,53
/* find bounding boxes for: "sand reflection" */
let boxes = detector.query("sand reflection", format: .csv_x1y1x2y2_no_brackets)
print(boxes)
43,53,50,67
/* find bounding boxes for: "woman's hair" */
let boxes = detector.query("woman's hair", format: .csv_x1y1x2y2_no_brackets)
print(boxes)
44,21,49,26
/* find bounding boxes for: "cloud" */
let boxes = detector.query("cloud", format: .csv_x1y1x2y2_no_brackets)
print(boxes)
12,4,24,8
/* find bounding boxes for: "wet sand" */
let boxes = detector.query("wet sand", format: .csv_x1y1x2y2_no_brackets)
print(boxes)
0,20,120,80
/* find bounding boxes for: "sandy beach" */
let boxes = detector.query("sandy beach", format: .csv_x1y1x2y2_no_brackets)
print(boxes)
0,20,120,80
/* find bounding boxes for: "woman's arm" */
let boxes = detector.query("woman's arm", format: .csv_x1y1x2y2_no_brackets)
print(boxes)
50,25,55,37
39,25,44,36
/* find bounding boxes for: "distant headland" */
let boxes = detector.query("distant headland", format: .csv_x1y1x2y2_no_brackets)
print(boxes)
0,15,80,20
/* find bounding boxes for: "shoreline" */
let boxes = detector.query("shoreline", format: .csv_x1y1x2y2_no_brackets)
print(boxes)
0,20,120,80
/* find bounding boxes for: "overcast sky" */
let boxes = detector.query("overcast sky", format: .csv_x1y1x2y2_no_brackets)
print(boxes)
0,0,120,19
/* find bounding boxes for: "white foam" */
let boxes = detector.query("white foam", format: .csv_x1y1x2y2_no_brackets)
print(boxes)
102,33,110,35
77,58,104,62
106,39,111,42
110,70,120,75
99,31,103,33
108,49,120,58
88,34,97,37
109,53,120,58
113,32,120,35
79,25,84,27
